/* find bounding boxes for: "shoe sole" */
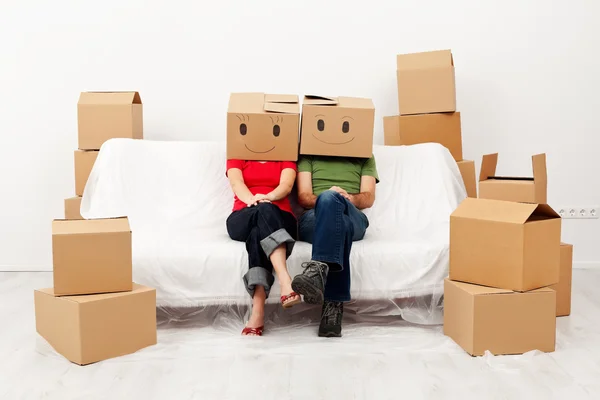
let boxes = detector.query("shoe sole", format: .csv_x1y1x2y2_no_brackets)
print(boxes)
291,275,324,305
318,330,342,338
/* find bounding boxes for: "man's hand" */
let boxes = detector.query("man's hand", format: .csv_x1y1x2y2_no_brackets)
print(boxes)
328,186,351,200
247,193,271,207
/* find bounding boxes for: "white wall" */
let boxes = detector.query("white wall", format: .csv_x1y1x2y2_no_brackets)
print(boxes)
1,0,599,271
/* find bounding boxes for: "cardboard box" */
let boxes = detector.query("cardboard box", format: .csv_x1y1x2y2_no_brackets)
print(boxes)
383,113,463,161
78,91,143,150
550,243,574,316
396,50,456,115
443,279,556,356
300,95,375,158
227,93,299,161
457,160,476,198
450,198,561,291
64,197,83,220
34,283,156,365
52,218,132,296
74,150,99,196
479,153,547,204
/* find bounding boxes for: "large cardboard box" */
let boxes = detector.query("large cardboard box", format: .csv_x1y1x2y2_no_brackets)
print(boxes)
300,95,375,158
74,150,99,196
450,198,561,292
64,196,83,220
396,50,456,115
34,283,156,365
457,160,476,198
479,153,547,204
78,91,143,150
383,113,463,161
443,279,556,356
227,93,299,161
52,218,132,296
550,243,574,316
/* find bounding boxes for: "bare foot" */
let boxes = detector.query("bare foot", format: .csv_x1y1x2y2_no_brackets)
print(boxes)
280,281,300,306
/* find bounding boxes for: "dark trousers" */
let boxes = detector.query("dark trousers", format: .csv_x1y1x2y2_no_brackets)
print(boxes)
227,203,297,298
298,191,369,302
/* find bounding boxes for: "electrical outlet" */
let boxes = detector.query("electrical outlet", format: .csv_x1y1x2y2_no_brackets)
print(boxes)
558,206,600,219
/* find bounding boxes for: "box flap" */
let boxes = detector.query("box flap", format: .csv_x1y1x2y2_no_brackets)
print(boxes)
449,280,513,295
479,153,498,182
451,198,539,224
337,96,375,109
303,95,339,106
397,49,453,70
529,287,555,294
227,92,265,113
78,92,141,105
534,204,560,218
264,102,300,114
52,217,131,235
264,94,298,104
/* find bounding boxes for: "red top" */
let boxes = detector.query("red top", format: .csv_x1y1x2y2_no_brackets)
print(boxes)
226,160,297,214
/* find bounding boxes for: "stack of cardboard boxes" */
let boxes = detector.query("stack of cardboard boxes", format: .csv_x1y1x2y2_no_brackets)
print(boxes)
444,153,574,356
34,92,156,366
384,50,477,198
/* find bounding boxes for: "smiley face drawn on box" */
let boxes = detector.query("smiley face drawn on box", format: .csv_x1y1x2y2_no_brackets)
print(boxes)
299,95,375,158
227,93,299,161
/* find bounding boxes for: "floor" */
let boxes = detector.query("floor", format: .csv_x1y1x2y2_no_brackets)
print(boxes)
2,271,600,400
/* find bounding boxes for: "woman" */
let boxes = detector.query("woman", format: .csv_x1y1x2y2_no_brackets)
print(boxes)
226,159,300,336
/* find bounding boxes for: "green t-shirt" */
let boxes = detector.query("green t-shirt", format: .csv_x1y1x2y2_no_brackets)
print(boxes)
297,155,379,196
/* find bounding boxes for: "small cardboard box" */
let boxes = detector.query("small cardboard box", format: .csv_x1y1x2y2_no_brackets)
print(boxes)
227,93,299,161
74,150,99,196
450,198,561,292
550,243,574,317
396,50,456,115
52,218,132,296
479,153,547,204
457,160,476,198
383,113,463,161
300,95,375,158
64,197,83,220
34,283,156,365
443,279,556,356
78,91,143,150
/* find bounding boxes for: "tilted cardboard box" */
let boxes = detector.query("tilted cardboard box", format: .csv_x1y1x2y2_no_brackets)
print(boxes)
383,112,463,161
396,50,456,115
64,197,83,220
74,150,98,196
450,198,561,292
52,218,132,296
550,243,574,317
443,279,556,356
300,95,375,158
227,93,299,161
457,160,477,198
78,91,143,150
479,153,547,204
34,284,156,365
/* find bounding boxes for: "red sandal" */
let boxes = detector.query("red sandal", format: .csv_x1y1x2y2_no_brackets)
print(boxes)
241,325,264,336
281,292,301,309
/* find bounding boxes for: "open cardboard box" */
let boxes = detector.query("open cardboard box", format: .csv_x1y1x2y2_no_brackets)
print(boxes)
64,197,83,220
34,284,156,365
479,153,547,204
450,198,561,292
300,95,375,158
396,50,456,115
227,93,299,161
457,160,477,198
444,279,556,356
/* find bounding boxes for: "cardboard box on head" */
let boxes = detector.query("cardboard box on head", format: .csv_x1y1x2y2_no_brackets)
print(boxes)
300,95,375,158
227,93,299,161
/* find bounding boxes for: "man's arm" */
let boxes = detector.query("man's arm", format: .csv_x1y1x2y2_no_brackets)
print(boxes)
297,171,317,209
349,176,376,210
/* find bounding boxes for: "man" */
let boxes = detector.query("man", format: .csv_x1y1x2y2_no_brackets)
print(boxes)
292,155,378,337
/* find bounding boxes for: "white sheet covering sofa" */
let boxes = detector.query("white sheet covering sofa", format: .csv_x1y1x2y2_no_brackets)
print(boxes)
81,139,466,324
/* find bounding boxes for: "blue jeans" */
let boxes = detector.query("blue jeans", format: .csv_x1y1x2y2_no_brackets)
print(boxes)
298,191,369,302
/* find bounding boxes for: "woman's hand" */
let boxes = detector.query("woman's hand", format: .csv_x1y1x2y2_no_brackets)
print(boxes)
247,193,272,207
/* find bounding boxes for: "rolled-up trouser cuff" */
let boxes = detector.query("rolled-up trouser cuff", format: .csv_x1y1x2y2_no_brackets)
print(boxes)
243,267,275,298
260,228,295,259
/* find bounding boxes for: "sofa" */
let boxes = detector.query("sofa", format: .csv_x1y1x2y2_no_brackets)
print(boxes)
81,139,466,324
